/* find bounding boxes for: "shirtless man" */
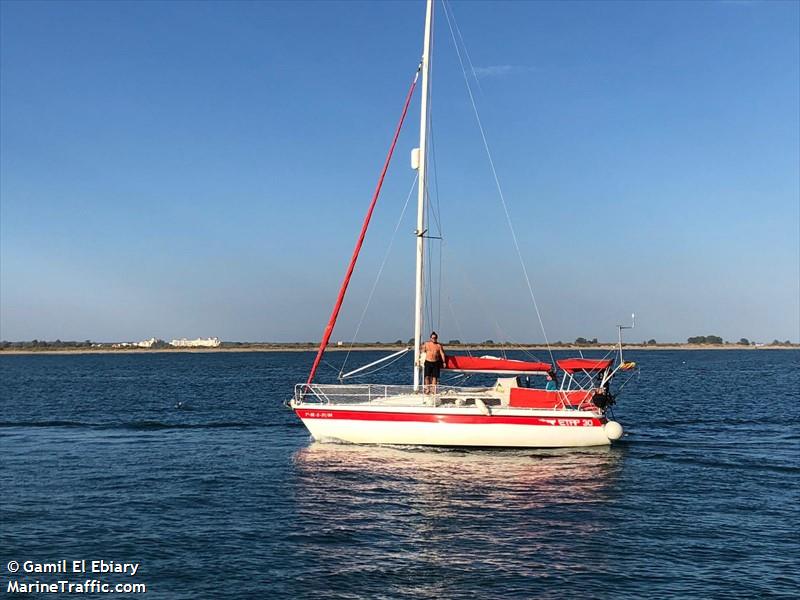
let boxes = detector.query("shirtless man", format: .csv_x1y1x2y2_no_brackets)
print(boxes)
422,331,446,394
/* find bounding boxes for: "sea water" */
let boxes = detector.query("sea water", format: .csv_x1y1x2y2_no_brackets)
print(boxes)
1,349,798,598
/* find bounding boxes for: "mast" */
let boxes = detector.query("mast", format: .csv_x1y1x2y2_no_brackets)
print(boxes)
413,0,434,390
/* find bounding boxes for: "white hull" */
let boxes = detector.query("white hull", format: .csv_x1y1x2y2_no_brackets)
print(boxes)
294,403,619,448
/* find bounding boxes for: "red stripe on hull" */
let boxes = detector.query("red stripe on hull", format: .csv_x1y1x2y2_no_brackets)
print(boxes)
295,409,604,427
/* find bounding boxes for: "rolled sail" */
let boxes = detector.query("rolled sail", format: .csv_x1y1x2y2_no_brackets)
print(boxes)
444,355,552,375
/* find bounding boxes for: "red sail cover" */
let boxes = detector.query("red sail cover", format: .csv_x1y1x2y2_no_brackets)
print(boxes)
557,358,613,374
444,355,552,374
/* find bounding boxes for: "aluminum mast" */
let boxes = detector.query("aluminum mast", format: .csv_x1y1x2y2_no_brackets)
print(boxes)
413,0,433,390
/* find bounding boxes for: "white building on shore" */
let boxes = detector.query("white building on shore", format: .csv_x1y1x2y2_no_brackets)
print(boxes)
138,337,163,348
169,337,221,348
111,337,165,349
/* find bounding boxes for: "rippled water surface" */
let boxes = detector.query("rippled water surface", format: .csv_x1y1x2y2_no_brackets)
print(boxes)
1,350,798,598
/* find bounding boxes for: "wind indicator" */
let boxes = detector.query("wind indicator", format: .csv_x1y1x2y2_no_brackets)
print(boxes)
618,313,636,364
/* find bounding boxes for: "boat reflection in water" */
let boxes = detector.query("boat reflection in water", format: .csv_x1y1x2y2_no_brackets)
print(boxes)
289,444,624,595
293,443,622,506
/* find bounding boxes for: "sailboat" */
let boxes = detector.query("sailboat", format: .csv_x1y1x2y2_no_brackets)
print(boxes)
289,0,635,448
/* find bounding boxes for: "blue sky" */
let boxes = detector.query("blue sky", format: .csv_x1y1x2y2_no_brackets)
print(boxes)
1,0,798,344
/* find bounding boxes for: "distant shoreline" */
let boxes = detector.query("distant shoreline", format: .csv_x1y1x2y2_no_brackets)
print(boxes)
1,343,796,356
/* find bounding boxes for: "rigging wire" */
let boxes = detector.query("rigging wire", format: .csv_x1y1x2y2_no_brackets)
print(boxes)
321,356,345,376
305,65,421,388
340,347,411,380
427,127,445,237
442,242,548,364
442,0,555,368
445,292,471,356
420,6,447,336
449,1,484,96
437,227,443,330
339,174,419,378
424,13,444,335
424,189,443,331
430,0,443,334
426,189,435,330
615,368,640,395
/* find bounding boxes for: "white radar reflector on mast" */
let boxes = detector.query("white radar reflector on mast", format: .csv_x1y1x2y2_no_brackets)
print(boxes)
411,147,420,170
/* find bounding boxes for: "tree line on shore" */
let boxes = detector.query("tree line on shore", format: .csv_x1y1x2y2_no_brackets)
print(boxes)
684,336,792,346
2,337,796,350
1,340,95,349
